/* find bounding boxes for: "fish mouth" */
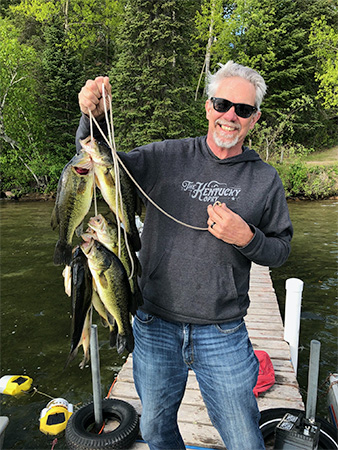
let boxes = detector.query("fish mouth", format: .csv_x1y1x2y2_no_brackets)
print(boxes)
81,136,93,145
71,151,94,174
80,238,95,254
80,137,102,163
74,167,90,175
81,229,96,242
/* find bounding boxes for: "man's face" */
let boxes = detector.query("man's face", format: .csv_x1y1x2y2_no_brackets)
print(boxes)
205,76,261,158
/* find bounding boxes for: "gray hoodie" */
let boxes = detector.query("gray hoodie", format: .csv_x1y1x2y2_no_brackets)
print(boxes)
76,114,292,324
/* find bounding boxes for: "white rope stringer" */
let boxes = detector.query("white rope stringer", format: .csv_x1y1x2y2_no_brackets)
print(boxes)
88,90,136,281
90,90,208,232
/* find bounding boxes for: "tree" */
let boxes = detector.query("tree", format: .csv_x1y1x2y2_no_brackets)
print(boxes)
40,17,85,162
309,16,338,111
110,0,204,151
194,0,224,98
0,18,48,191
193,0,337,148
9,0,124,76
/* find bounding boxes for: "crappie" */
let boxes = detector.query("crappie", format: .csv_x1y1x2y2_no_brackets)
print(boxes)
80,137,141,251
51,151,94,265
88,214,142,314
81,238,134,354
65,246,92,368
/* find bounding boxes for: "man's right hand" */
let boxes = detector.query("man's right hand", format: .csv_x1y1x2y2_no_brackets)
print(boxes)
78,76,112,121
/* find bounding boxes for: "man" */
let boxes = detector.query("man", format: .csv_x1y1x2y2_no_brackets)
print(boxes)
76,61,293,449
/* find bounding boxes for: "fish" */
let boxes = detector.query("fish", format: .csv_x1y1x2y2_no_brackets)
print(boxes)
80,137,141,251
78,310,91,369
81,238,134,354
51,151,94,265
91,288,118,348
65,246,93,368
62,264,72,297
87,213,143,314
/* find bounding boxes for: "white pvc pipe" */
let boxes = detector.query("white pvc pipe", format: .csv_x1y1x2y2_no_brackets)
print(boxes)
284,278,304,375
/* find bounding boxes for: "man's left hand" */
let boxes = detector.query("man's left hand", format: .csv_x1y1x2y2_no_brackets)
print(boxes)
207,203,254,247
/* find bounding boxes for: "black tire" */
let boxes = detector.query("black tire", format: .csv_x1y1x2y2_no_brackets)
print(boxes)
65,398,139,449
259,408,338,449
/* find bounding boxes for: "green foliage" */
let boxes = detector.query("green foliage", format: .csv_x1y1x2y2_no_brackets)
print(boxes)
0,17,47,190
272,161,338,199
309,16,338,111
110,0,202,151
1,0,337,195
193,0,338,148
40,18,84,161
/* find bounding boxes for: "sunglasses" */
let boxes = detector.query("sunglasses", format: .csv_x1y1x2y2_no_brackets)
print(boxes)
210,97,257,118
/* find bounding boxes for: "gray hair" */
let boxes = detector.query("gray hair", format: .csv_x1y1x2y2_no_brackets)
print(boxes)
206,61,267,110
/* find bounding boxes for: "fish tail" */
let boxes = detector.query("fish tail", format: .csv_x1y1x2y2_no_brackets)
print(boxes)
64,346,79,369
116,332,134,355
54,240,72,265
79,351,90,370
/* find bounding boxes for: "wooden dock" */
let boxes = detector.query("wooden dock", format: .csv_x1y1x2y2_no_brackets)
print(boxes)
108,264,304,449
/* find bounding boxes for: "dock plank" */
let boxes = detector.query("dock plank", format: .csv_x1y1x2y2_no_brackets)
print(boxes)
109,264,304,449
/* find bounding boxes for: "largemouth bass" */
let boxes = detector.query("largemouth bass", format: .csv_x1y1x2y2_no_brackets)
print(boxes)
87,214,142,314
65,246,92,368
91,289,118,348
80,137,141,251
78,310,91,369
51,151,94,265
81,238,134,354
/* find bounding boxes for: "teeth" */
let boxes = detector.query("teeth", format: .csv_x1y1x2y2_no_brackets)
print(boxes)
220,125,235,131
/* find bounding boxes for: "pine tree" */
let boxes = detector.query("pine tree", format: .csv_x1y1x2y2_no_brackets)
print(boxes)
41,19,85,160
110,0,204,151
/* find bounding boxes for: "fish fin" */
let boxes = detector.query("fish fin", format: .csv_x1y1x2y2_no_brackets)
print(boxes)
98,272,109,289
54,240,72,265
75,222,84,237
105,309,116,327
50,207,59,230
116,332,134,355
99,316,109,328
109,323,118,348
79,351,90,369
64,346,79,369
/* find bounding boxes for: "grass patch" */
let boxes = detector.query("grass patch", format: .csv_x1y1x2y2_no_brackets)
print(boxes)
303,146,338,165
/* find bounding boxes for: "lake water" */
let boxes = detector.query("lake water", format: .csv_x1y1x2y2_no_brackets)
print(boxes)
271,199,338,420
0,199,337,449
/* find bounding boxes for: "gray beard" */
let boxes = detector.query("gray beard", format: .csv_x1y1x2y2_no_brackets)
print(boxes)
213,131,239,149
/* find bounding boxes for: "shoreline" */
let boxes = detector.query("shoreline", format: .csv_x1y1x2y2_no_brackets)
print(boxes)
1,191,338,203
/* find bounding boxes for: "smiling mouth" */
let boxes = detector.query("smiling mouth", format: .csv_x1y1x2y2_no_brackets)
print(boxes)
220,124,237,132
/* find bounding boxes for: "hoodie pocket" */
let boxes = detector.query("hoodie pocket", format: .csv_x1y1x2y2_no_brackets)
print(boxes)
141,246,240,320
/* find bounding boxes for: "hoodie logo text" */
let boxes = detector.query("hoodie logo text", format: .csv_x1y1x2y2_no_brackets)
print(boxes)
181,180,241,203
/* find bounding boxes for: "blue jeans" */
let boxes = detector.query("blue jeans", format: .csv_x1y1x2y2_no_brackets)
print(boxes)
133,310,265,450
